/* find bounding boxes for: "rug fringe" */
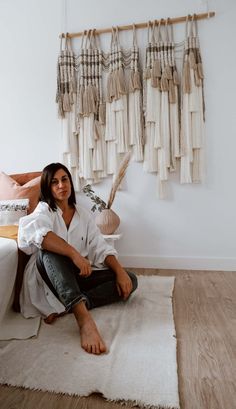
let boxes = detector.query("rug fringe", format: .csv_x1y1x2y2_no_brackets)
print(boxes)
1,382,180,409
105,397,180,409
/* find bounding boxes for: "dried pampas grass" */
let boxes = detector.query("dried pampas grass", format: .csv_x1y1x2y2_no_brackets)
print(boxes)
107,152,132,209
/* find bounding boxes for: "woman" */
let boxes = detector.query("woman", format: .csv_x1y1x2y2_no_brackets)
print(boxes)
18,163,137,355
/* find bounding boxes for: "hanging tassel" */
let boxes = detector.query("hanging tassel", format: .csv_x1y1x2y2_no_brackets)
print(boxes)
197,62,204,79
82,87,89,116
173,69,179,85
189,50,196,69
183,59,191,94
133,70,142,90
165,64,173,80
160,74,169,92
107,72,113,102
87,84,97,114
144,67,151,79
152,59,161,78
69,82,74,105
99,103,106,124
192,148,201,183
128,70,135,93
168,79,176,103
78,86,84,115
194,69,202,87
151,69,158,88
92,84,99,102
63,92,71,112
112,70,119,100
71,75,77,94
58,97,65,118
117,67,126,96
94,119,103,140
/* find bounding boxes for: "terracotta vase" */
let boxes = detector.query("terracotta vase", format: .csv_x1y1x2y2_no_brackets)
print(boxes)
95,208,120,235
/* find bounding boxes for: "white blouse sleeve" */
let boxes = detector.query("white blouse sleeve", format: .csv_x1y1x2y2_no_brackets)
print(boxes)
18,202,54,255
86,212,118,268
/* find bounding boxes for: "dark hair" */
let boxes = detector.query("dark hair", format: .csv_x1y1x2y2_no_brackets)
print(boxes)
39,163,76,211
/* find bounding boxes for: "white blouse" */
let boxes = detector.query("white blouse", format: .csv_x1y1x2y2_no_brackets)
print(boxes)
18,202,117,318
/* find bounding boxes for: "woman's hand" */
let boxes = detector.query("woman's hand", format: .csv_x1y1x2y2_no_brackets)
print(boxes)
71,252,92,277
116,268,133,300
104,255,132,299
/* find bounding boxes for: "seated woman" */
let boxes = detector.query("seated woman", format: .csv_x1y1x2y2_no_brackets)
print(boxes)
18,163,137,355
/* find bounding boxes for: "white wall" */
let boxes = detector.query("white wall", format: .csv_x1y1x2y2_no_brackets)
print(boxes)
0,0,236,270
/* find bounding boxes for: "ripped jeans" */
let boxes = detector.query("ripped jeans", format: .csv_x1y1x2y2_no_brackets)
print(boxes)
36,250,138,311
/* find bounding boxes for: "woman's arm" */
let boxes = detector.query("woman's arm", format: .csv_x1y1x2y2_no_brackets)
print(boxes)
42,231,92,277
104,255,132,300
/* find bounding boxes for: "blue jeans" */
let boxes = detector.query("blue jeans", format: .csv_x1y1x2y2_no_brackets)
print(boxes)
36,251,138,311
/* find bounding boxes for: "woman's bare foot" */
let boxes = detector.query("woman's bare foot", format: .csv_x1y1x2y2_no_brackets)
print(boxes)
72,301,106,355
80,319,106,354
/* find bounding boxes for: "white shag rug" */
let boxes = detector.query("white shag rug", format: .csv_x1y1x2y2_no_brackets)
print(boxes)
0,276,179,409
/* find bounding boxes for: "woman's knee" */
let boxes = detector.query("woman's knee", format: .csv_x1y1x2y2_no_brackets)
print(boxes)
127,271,138,292
37,250,70,270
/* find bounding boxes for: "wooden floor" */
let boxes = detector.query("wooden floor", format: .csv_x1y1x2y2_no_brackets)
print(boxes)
0,269,235,409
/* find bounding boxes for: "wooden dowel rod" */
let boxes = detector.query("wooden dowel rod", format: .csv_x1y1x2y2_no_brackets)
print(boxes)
60,11,215,39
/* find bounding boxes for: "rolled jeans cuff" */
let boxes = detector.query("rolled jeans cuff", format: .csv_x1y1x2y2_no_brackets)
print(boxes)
66,294,90,312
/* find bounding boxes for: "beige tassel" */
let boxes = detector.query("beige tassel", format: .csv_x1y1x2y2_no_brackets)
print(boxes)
197,62,204,79
183,60,191,94
133,71,142,90
144,67,151,80
99,103,106,124
168,79,176,103
152,59,161,78
117,67,126,95
63,92,71,112
189,50,196,69
173,69,179,85
71,75,77,93
151,76,158,88
94,119,104,140
82,88,89,116
58,97,65,118
194,69,202,87
160,74,169,92
112,70,119,100
87,84,97,114
107,72,113,102
128,70,135,92
151,69,158,88
69,91,74,105
165,64,173,80
78,86,84,114
92,84,98,101
192,148,201,183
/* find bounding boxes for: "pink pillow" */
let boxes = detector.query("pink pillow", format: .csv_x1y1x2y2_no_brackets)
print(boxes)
0,172,41,213
10,171,42,185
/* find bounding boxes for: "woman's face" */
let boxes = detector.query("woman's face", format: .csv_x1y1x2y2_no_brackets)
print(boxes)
51,168,71,204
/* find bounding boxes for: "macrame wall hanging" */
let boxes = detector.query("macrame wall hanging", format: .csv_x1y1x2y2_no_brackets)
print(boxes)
56,12,214,197
180,15,205,185
143,19,180,197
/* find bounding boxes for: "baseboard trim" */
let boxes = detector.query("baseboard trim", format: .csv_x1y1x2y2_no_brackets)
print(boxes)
119,255,236,271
